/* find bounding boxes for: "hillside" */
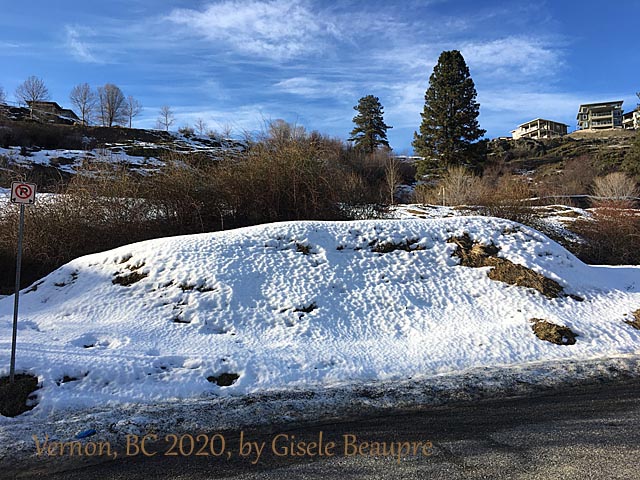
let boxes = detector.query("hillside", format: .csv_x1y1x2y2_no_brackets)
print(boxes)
488,129,637,181
0,113,246,187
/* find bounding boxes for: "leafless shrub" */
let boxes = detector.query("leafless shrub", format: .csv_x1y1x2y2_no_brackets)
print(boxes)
0,163,211,293
412,166,482,206
476,171,535,224
0,127,399,292
384,157,401,205
592,172,639,208
536,155,597,200
571,207,640,265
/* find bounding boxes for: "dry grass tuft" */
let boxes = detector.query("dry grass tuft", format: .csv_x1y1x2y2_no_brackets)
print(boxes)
530,319,577,345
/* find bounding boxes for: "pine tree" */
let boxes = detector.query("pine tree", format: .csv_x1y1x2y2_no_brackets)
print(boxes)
349,95,392,154
413,50,485,173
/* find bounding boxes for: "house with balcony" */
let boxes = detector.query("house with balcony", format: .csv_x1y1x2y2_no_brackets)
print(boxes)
622,110,640,130
576,101,623,130
511,118,568,140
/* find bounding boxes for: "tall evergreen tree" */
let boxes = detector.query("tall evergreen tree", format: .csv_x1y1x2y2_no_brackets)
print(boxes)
413,50,485,173
349,95,392,154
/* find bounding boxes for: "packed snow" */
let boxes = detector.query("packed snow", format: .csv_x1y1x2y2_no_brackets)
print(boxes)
1,217,638,417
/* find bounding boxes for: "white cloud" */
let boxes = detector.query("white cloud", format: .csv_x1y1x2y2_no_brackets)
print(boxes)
166,0,338,61
274,76,353,98
479,90,581,115
377,36,564,81
461,37,564,79
65,26,100,63
138,104,268,136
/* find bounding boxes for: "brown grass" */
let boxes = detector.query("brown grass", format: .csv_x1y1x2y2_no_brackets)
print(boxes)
449,233,564,298
530,319,577,345
625,309,640,330
571,207,640,265
112,271,148,286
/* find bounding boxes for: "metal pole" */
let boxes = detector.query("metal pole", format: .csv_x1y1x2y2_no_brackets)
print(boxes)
9,204,25,384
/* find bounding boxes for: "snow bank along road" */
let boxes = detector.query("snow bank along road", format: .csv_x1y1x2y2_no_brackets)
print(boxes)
0,217,639,467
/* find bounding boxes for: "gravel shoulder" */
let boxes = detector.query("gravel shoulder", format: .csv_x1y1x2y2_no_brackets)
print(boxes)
2,355,640,479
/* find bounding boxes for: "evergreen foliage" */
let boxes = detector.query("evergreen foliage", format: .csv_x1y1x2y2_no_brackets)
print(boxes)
413,50,485,174
349,95,392,153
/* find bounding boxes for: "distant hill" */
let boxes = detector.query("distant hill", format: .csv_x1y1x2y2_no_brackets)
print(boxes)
0,107,246,188
487,128,637,179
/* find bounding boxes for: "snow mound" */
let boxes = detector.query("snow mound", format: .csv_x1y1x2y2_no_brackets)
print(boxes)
1,217,639,415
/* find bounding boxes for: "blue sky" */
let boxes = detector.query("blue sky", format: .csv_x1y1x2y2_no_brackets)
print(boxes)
1,0,638,152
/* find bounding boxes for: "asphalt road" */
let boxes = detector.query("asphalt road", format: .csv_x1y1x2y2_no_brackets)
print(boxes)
7,379,640,479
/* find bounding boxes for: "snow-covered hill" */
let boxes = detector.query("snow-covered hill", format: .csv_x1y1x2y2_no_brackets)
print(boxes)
1,217,638,417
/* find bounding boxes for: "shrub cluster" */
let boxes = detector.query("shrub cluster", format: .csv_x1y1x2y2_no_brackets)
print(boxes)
571,206,640,265
0,124,392,293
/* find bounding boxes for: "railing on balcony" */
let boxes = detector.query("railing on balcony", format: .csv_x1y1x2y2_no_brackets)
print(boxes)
591,112,614,118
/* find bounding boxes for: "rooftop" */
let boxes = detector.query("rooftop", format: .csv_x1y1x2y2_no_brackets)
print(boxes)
515,118,569,128
578,100,624,108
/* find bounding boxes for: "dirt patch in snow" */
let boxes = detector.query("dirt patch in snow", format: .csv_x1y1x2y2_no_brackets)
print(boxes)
179,283,215,293
207,373,239,387
54,271,78,287
112,271,147,286
112,259,148,286
295,242,312,255
488,262,564,299
625,309,640,330
294,303,317,314
530,318,577,345
0,374,39,417
370,238,425,254
448,233,564,299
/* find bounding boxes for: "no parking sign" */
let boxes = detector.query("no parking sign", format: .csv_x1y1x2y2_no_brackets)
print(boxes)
8,181,37,383
10,181,37,205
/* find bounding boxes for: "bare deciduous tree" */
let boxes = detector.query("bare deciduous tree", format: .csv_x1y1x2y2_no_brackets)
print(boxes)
69,83,96,126
97,83,127,127
220,123,234,139
593,172,639,205
0,86,6,104
194,118,207,136
124,95,143,128
15,76,50,117
157,105,175,132
384,157,402,205
266,119,306,145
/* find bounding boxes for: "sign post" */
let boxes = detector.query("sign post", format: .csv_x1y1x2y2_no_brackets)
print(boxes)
9,181,36,384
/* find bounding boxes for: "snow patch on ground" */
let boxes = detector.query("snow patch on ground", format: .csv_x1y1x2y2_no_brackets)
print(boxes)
0,146,165,175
